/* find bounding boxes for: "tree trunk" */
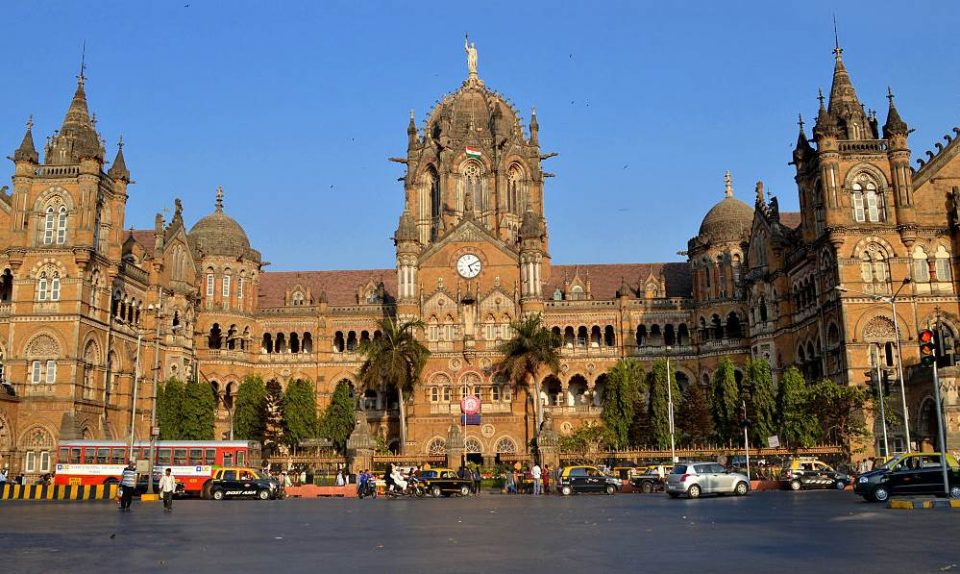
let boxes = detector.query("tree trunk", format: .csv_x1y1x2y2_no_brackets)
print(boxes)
530,372,543,458
398,386,407,454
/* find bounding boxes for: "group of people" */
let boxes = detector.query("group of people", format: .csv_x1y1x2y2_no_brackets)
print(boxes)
0,469,27,486
503,462,552,494
117,462,178,512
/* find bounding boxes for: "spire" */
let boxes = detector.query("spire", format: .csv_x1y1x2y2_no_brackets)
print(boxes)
14,116,39,163
215,185,224,213
724,170,734,198
883,87,909,138
107,136,130,181
394,209,418,243
755,180,765,207
407,109,418,147
520,205,544,240
813,88,837,141
48,52,103,163
529,106,539,146
826,35,868,139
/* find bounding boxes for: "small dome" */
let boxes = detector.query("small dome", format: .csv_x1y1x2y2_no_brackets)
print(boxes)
697,172,753,243
188,186,254,259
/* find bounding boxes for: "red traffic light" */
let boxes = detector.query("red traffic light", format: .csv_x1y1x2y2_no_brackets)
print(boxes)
919,329,935,344
919,329,936,366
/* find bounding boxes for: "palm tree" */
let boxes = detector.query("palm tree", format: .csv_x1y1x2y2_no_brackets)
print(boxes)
358,317,429,454
496,313,561,454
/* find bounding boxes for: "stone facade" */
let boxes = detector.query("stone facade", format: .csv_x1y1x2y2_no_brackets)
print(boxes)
2,46,959,478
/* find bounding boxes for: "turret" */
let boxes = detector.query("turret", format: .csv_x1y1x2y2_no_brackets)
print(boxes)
407,109,418,148
884,88,917,243
529,106,539,146
13,116,39,165
107,137,131,183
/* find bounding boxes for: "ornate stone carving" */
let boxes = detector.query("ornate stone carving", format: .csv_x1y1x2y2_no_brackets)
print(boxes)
862,316,896,341
26,334,59,358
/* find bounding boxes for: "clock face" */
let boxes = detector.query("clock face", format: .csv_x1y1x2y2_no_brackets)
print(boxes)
456,254,482,278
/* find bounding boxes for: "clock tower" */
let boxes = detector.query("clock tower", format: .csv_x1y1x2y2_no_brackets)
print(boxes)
393,41,551,353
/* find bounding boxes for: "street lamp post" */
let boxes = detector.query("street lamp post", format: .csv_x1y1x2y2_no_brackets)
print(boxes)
146,291,165,495
665,346,676,464
836,278,912,452
127,330,143,462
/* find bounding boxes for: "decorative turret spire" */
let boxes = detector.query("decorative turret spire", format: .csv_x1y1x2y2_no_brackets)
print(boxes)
883,87,909,138
394,209,418,243
520,205,544,240
755,180,765,207
826,36,868,140
724,170,734,198
14,116,39,163
407,109,418,147
215,185,224,213
793,113,814,164
107,136,130,181
47,55,103,163
529,106,539,146
813,88,837,141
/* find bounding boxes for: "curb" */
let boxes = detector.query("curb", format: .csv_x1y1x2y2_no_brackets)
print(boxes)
887,498,960,510
0,484,118,501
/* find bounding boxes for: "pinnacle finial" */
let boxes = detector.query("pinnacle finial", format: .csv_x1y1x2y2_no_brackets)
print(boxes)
832,15,842,60
215,185,224,213
887,86,895,104
409,109,415,120
798,113,805,131
531,105,537,116
817,88,825,107
117,134,124,149
724,170,733,198
26,115,33,131
78,41,87,87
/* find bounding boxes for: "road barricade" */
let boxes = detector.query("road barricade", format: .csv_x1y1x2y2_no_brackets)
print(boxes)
0,483,118,501
285,484,358,498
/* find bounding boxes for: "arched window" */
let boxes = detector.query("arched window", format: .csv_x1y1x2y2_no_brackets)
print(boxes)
44,207,55,245
935,245,952,282
507,165,525,214
206,273,215,298
292,291,305,306
913,247,930,283
57,206,67,244
851,177,884,223
460,162,483,213
860,244,890,293
222,273,232,299
37,272,49,301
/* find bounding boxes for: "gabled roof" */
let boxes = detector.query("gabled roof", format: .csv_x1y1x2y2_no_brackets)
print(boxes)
260,269,396,308
779,212,802,229
547,263,691,299
129,229,157,258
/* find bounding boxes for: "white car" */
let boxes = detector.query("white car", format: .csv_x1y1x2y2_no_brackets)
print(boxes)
665,462,750,499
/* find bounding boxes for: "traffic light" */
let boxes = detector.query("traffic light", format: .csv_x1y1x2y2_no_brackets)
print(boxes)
881,370,892,397
919,329,936,367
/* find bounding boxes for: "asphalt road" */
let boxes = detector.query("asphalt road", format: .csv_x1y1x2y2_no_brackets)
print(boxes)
2,490,958,573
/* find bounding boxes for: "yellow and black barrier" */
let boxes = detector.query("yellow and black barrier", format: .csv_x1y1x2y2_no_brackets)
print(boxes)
0,483,118,500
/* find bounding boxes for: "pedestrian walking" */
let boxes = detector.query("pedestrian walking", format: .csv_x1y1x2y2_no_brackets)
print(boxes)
119,462,137,511
336,470,345,486
159,468,176,512
472,467,481,495
532,463,542,495
542,464,551,494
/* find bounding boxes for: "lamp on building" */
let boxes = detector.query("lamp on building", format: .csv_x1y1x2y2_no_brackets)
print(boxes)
836,277,912,452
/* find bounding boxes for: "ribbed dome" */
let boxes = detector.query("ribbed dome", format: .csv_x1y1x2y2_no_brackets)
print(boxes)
698,196,753,242
188,187,253,258
426,78,521,139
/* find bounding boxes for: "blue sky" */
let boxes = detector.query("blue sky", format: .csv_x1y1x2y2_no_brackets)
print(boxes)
2,1,958,270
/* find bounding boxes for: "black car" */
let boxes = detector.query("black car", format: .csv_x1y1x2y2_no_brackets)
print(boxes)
209,467,278,500
780,459,851,491
854,453,960,502
417,468,472,497
631,469,665,493
558,465,621,495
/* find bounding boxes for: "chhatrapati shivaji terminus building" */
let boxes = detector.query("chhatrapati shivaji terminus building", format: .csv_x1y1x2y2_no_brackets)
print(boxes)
1,42,959,478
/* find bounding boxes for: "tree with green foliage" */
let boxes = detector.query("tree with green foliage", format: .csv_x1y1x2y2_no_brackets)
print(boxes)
157,377,185,440
808,378,870,458
711,358,740,444
358,317,430,454
601,359,645,450
181,380,216,440
677,380,713,446
496,313,561,453
233,374,267,441
744,358,777,446
776,366,820,448
628,395,652,447
558,421,612,463
320,380,357,454
263,379,285,456
648,359,681,450
282,378,318,451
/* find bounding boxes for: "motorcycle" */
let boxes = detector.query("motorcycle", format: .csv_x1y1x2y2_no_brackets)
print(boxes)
386,473,424,498
358,475,377,499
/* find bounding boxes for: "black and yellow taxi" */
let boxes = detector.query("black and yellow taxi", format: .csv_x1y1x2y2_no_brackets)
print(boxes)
780,458,851,491
557,465,622,496
208,467,279,500
417,467,472,497
854,452,960,502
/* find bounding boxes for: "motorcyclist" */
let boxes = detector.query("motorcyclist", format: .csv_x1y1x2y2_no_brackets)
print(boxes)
391,466,408,494
384,463,395,493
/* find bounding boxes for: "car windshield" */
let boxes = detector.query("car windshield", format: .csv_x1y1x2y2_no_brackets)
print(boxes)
671,465,687,474
875,455,906,471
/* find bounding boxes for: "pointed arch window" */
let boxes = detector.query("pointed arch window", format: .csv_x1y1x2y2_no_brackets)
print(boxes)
851,178,884,223
459,162,484,213
206,273,215,298
913,247,930,283
935,246,952,282
222,274,232,298
57,206,67,244
507,165,525,214
44,207,55,245
860,244,890,293
37,272,49,301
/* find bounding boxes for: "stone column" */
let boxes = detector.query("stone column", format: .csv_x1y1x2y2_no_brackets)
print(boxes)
445,420,464,469
346,407,374,475
538,412,560,469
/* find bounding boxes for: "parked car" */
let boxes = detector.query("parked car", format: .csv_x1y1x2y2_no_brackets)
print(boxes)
631,467,668,493
854,452,960,502
557,465,621,495
665,462,749,499
780,458,851,491
418,467,472,497
209,467,279,500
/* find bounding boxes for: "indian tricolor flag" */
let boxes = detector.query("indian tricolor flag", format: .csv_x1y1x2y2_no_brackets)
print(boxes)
465,146,482,159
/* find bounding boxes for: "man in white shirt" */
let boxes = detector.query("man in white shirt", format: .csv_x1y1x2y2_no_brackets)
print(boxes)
159,468,177,512
531,463,543,495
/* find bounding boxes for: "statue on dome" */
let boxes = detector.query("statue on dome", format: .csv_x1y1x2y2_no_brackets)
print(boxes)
465,34,478,77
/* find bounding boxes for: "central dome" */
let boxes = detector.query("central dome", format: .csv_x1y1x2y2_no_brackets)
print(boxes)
425,78,521,140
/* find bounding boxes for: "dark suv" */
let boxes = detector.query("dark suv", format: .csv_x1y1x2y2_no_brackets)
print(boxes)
855,452,960,502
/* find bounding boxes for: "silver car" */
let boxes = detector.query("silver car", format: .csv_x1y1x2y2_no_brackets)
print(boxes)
665,462,750,498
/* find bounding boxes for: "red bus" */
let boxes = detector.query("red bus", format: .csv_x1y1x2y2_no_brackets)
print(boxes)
54,440,262,496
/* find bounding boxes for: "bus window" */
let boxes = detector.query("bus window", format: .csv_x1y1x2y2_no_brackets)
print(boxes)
189,449,203,464
158,449,172,466
83,448,95,464
111,449,125,464
71,448,82,464
174,449,187,466
58,447,68,462
236,451,246,466
205,449,216,465
96,448,109,464
223,452,233,467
